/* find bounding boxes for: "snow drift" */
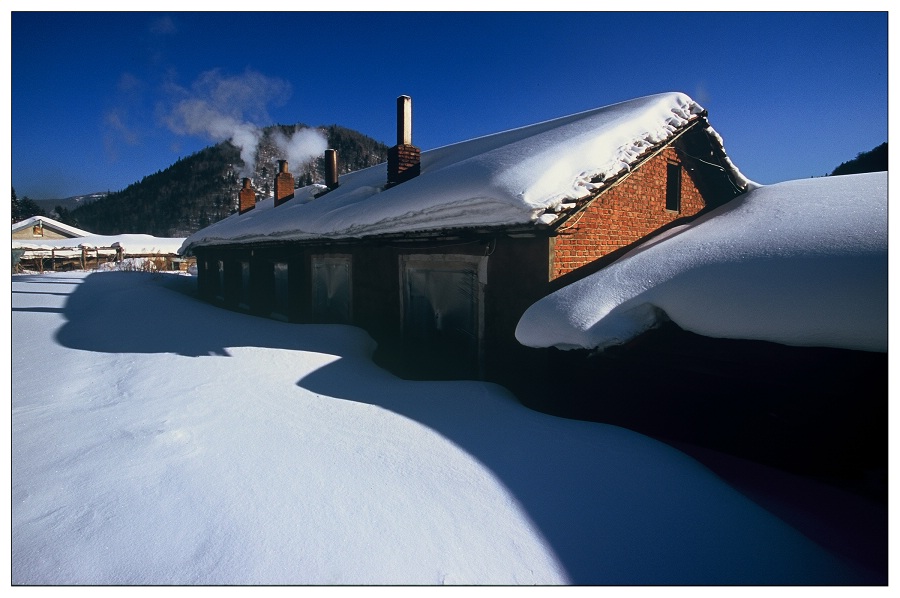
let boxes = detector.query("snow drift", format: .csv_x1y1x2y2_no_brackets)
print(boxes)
516,172,887,352
11,271,882,584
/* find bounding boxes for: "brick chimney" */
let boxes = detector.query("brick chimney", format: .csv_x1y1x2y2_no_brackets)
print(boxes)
238,178,256,214
324,149,339,190
274,160,295,207
387,95,421,186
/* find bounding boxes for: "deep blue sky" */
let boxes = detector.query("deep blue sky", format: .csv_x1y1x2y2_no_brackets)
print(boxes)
10,11,888,200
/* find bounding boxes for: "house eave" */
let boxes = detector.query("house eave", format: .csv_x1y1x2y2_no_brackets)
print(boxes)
186,223,551,254
546,115,738,233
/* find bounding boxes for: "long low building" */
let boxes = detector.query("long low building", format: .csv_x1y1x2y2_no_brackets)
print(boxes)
180,92,750,385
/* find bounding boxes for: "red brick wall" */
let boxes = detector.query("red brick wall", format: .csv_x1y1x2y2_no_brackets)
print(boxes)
239,179,256,214
551,146,705,279
274,172,295,207
388,144,421,185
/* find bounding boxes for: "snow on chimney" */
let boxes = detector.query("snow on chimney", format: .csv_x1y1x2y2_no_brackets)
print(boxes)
274,160,295,207
238,178,256,214
324,149,339,190
387,95,421,187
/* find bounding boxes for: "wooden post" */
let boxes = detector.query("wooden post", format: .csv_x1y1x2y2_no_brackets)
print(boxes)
81,248,86,271
51,248,56,272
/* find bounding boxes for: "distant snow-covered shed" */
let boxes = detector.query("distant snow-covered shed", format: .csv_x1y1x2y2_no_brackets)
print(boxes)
12,215,92,240
12,215,188,272
182,92,750,382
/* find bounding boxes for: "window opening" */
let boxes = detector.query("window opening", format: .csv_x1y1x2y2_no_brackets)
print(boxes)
271,262,289,321
666,162,682,212
312,255,352,324
239,260,251,310
215,260,225,302
400,255,486,379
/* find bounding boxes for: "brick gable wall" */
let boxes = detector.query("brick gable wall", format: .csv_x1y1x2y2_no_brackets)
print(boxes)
551,146,705,279
387,144,422,186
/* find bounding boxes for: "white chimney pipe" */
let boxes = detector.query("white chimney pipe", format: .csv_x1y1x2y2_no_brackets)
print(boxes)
397,95,412,146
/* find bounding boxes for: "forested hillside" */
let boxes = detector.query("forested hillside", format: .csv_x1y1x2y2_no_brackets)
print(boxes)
65,124,388,236
830,142,887,177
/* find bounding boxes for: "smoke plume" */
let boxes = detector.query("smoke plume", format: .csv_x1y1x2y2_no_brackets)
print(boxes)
163,69,326,178
271,128,328,173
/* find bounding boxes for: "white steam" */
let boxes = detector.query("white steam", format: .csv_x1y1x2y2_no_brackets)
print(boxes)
166,99,263,176
271,129,329,172
163,69,327,178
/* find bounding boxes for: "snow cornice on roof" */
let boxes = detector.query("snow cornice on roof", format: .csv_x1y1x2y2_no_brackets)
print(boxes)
516,172,886,353
181,92,751,254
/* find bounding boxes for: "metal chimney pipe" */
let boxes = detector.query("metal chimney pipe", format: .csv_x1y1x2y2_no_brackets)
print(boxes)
387,95,421,187
397,95,412,146
324,149,339,189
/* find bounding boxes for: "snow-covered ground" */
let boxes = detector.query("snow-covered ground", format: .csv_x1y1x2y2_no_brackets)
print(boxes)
11,271,884,584
516,172,887,353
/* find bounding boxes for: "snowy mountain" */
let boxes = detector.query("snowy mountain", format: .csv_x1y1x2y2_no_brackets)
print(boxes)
33,192,107,214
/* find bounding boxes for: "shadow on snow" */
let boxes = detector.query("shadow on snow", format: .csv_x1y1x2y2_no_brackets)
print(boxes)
39,271,882,585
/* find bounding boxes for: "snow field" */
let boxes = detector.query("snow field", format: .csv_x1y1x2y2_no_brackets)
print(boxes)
11,271,880,584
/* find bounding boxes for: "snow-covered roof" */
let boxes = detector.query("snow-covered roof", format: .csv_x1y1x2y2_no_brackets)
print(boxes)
12,215,93,238
181,92,750,253
515,172,888,353
13,233,185,255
